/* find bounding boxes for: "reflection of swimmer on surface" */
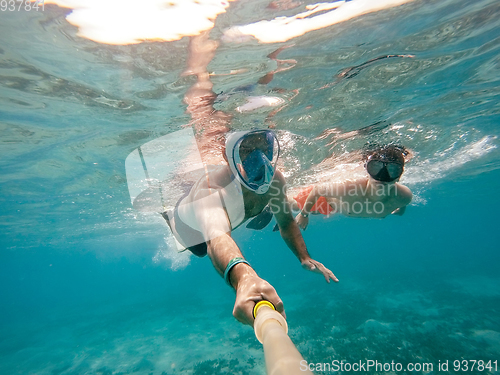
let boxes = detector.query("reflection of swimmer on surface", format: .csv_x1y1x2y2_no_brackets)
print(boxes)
182,32,231,166
319,54,415,90
293,145,413,230
168,32,336,327
214,44,298,127
183,33,297,163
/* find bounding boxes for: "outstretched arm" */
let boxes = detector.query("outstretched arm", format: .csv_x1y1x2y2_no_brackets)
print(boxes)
182,32,290,326
270,172,338,283
295,185,322,230
183,31,231,165
207,232,285,327
193,178,285,327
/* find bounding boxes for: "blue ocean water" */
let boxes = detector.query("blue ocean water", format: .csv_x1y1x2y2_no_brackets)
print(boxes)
1,0,500,374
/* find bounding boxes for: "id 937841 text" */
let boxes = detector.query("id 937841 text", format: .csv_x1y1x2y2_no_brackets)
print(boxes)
1,0,44,11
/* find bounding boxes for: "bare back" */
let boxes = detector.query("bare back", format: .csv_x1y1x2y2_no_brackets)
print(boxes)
320,177,412,218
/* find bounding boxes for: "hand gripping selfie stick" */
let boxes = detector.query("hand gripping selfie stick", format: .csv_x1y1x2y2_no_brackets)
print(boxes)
253,301,313,375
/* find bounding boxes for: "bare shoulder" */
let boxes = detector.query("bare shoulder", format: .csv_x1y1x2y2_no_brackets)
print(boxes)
191,165,232,198
268,169,293,220
267,169,292,206
210,165,233,187
269,169,288,196
273,169,286,185
396,183,413,204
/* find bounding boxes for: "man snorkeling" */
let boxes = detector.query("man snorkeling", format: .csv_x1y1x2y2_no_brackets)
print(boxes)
294,145,413,229
163,128,338,326
161,31,337,327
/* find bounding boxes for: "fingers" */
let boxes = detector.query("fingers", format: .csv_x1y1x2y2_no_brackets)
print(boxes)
301,259,315,271
274,299,285,315
277,303,287,320
234,276,286,326
315,264,331,283
262,295,286,320
306,259,339,283
232,300,254,326
318,263,339,283
295,214,307,230
324,270,339,283
330,271,339,283
261,284,286,318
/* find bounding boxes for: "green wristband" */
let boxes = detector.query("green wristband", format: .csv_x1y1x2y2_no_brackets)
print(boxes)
224,257,250,286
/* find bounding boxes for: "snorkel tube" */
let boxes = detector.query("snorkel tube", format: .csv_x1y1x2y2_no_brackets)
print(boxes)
253,301,313,375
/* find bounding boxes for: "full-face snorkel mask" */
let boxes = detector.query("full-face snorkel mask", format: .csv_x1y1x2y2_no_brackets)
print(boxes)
225,130,280,194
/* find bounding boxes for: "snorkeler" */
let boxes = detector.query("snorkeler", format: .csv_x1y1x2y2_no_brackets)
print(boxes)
163,129,337,327
162,31,337,327
294,145,413,230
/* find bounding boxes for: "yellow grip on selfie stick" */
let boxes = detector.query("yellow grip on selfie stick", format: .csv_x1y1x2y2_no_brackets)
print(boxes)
253,300,276,319
253,300,313,375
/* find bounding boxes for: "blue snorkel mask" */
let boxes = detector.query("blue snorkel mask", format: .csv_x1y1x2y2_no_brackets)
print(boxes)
225,130,280,194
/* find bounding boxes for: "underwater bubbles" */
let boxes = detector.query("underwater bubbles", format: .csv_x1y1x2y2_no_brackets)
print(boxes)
153,233,191,271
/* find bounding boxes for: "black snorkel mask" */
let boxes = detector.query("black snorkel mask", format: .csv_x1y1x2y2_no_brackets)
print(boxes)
366,157,404,182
